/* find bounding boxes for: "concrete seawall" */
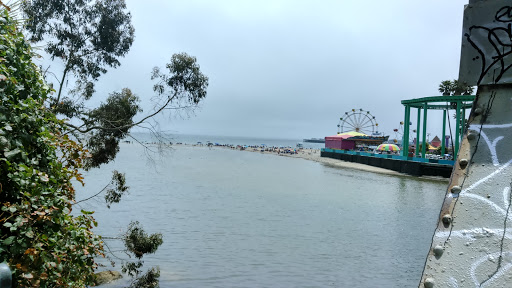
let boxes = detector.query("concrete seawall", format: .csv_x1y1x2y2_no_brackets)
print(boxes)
320,150,454,178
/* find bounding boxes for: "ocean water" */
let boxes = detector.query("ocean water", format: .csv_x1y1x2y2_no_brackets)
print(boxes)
75,135,447,287
128,133,326,149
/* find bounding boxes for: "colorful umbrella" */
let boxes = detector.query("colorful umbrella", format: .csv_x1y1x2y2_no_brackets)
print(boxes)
377,144,400,152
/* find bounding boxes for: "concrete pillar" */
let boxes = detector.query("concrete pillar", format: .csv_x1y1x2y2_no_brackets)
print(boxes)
420,1,512,286
419,86,512,287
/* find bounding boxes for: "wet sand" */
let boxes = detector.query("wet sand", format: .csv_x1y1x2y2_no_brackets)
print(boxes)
243,148,405,176
166,143,448,182
215,145,448,181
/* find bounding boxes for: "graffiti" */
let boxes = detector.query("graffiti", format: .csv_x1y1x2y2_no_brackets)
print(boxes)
422,1,512,286
469,124,503,166
459,2,512,85
432,161,512,287
465,6,512,85
421,87,512,287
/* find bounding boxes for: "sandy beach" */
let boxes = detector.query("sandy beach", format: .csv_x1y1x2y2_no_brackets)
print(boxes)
252,147,449,182
172,143,449,182
274,148,405,176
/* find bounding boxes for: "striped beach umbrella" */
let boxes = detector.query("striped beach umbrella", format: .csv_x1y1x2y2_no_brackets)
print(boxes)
376,144,400,152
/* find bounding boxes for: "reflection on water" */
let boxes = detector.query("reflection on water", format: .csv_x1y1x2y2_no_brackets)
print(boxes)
75,143,446,288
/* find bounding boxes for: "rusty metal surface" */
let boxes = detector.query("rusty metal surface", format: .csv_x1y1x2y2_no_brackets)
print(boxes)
419,85,512,287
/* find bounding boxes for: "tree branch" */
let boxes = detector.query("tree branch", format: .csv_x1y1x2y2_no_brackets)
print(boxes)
64,92,178,134
56,63,70,105
73,181,110,205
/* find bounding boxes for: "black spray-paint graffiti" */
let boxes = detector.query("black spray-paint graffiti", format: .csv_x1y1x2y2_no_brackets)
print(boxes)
466,6,512,85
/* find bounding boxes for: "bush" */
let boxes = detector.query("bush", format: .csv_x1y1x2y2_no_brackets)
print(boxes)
0,9,103,287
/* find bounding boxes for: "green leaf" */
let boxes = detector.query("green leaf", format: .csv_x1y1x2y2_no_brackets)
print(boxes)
3,222,12,228
2,236,15,245
4,148,20,159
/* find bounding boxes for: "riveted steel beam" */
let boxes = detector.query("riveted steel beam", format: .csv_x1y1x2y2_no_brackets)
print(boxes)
419,85,512,287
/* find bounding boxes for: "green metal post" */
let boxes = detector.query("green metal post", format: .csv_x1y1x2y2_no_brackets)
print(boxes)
461,105,466,141
441,109,446,156
415,108,421,157
455,101,461,160
421,102,428,158
402,105,410,157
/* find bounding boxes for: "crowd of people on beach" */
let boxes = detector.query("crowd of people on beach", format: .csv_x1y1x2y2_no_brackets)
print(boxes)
200,143,302,154
172,142,319,156
123,140,319,157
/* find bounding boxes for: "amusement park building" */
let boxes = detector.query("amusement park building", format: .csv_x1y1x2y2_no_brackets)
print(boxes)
325,131,388,150
430,136,441,148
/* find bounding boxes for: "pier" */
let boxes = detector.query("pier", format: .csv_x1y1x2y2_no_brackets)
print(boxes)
321,148,454,178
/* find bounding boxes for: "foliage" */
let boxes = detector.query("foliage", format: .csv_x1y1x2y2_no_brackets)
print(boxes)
128,267,160,288
104,170,129,209
22,0,135,104
151,52,209,105
438,79,474,96
122,221,163,288
73,169,129,209
438,80,453,96
21,0,139,169
16,1,209,287
83,88,142,169
0,9,103,287
22,1,209,170
123,221,163,259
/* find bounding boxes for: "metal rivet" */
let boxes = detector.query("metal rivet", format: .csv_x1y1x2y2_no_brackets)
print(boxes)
424,277,435,288
459,158,468,168
467,132,478,141
433,245,444,258
474,107,483,115
442,214,452,225
451,186,461,194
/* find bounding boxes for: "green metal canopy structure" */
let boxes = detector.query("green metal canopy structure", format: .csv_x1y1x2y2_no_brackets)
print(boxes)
401,95,475,160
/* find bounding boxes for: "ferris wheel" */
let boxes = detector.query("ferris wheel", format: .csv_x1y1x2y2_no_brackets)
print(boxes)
337,109,378,135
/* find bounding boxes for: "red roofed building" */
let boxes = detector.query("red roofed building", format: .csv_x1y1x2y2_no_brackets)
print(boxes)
430,136,441,148
325,131,388,150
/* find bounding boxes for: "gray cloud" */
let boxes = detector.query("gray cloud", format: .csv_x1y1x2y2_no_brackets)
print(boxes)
90,0,470,140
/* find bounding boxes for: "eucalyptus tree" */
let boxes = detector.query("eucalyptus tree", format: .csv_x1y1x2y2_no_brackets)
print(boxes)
22,0,209,168
18,0,209,286
23,0,135,106
22,0,136,168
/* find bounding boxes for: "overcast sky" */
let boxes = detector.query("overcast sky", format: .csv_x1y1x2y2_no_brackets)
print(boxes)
89,0,470,140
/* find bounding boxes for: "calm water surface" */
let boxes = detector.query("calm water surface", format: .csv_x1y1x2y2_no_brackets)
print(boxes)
76,142,446,287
